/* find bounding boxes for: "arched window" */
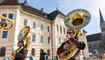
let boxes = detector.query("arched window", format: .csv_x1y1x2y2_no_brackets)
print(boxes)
47,49,50,56
0,47,6,56
31,48,35,56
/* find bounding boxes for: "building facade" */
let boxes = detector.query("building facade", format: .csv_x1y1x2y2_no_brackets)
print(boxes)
87,9,105,59
0,0,89,60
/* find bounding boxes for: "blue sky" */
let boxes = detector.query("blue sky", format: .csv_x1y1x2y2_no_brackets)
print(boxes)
19,0,105,35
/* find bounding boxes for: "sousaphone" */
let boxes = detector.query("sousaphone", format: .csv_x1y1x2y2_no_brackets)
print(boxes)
18,26,31,48
58,9,91,60
12,26,31,60
18,26,30,41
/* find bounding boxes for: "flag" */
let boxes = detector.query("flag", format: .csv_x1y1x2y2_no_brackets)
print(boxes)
49,32,51,40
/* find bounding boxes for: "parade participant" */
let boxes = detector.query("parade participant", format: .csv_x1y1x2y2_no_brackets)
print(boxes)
57,29,86,60
12,41,27,60
40,49,46,60
29,55,34,60
45,53,48,60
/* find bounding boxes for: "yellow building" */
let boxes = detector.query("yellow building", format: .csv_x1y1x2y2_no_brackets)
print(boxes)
0,0,89,60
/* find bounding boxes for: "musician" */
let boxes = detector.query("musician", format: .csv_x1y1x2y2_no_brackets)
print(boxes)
57,29,86,60
12,41,27,60
40,49,46,60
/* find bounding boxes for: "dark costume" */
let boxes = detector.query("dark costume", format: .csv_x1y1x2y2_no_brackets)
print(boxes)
57,38,86,60
14,47,27,60
40,50,46,60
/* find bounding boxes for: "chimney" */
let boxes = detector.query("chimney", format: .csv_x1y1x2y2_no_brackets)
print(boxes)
41,8,44,13
24,0,28,6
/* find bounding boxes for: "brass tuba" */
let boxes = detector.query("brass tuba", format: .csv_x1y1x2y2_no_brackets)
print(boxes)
12,26,31,60
18,26,31,49
58,9,91,60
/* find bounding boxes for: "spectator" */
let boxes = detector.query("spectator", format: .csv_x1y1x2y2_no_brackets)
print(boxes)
29,55,34,60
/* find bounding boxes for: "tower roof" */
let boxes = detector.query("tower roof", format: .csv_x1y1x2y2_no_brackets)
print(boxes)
48,10,65,20
0,0,19,5
99,9,104,23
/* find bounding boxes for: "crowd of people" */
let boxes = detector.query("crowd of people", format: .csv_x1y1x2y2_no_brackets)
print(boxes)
9,29,85,60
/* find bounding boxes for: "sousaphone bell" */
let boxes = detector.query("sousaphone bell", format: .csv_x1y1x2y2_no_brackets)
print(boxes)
64,9,91,30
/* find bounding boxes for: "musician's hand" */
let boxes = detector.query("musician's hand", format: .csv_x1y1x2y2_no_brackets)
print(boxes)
64,43,70,49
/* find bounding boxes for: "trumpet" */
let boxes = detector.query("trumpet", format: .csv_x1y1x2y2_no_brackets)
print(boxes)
0,16,14,31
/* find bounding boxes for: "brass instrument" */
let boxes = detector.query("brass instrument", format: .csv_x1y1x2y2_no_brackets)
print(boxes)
58,9,91,60
12,26,31,60
0,16,14,31
18,26,31,49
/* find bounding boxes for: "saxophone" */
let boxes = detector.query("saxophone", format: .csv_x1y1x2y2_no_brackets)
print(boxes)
12,26,31,60
58,9,91,60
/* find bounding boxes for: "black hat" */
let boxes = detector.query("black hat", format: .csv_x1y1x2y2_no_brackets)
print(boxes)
18,41,24,45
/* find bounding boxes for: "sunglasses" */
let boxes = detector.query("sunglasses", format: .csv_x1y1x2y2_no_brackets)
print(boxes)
67,32,75,34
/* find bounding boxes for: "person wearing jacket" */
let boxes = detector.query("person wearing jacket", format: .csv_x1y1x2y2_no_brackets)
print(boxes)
12,41,27,60
57,29,86,60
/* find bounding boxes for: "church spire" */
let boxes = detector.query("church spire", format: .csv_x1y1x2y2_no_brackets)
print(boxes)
99,9,104,23
99,8,105,36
